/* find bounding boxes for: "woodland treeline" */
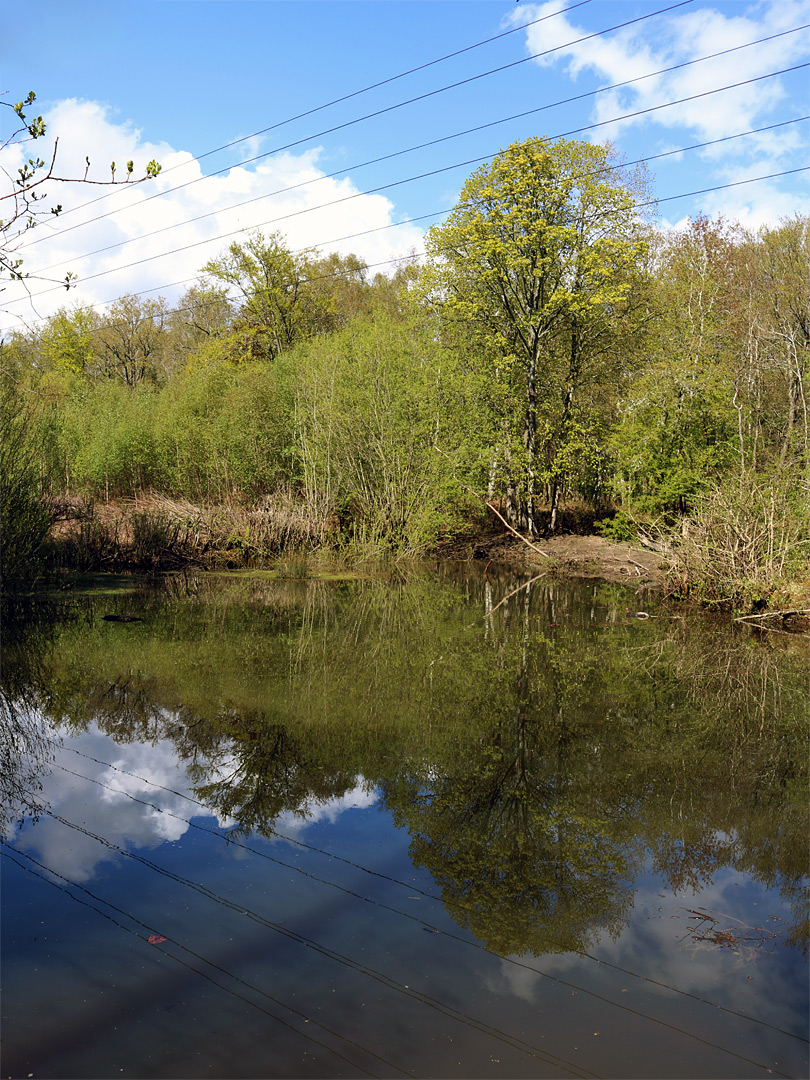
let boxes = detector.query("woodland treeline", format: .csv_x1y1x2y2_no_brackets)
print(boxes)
2,138,808,608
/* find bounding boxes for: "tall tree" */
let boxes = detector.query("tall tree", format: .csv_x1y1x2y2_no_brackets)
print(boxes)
202,232,311,362
165,284,232,368
422,137,649,533
731,215,809,471
612,216,739,513
93,294,169,387
202,232,371,363
40,304,100,378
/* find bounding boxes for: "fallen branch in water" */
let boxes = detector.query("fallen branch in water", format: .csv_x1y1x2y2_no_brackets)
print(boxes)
734,608,810,622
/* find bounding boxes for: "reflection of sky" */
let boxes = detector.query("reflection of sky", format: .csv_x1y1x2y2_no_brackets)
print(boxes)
12,722,375,883
484,864,808,1074
274,783,378,839
4,725,807,1080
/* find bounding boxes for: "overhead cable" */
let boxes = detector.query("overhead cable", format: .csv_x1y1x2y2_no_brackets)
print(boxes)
40,0,595,225
18,0,696,251
27,23,809,277
7,62,805,312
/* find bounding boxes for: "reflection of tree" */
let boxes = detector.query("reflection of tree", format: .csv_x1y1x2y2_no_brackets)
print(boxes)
10,575,807,953
386,748,641,956
188,710,361,839
384,583,642,957
0,600,62,830
633,626,810,955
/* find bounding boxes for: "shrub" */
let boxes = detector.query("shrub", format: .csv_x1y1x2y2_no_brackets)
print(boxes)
0,380,54,587
667,472,810,610
594,508,638,543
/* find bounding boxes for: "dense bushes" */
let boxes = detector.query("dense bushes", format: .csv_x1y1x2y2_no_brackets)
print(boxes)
42,360,296,502
2,187,807,609
294,312,472,551
666,471,810,609
0,380,55,588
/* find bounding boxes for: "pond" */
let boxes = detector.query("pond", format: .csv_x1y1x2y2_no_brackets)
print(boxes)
1,570,808,1079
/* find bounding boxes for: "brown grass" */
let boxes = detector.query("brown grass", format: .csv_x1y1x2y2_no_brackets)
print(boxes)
51,492,325,572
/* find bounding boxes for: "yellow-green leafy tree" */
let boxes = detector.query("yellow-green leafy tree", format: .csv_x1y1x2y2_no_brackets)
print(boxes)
422,137,650,533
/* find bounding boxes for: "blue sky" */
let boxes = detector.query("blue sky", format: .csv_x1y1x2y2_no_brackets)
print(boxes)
2,0,808,331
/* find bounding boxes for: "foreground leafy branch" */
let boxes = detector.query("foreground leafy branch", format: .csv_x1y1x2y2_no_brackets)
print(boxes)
1,92,161,293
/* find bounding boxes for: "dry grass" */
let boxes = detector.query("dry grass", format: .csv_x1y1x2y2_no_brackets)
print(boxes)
52,492,325,571
665,474,810,611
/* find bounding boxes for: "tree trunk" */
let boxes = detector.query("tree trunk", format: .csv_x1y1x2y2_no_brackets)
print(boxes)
549,479,561,534
523,334,539,536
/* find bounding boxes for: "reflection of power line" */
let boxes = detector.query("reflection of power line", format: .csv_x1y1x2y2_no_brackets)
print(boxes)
0,845,397,1080
12,807,598,1079
56,745,441,900
49,748,807,1054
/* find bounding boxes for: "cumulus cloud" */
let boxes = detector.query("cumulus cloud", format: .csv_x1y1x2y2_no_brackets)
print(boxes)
515,0,808,136
12,723,379,883
1,98,426,330
509,0,810,227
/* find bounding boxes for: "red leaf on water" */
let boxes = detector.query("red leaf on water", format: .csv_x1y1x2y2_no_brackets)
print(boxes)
148,934,167,945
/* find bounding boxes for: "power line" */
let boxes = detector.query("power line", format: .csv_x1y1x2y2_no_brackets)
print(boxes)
17,0,696,253
2,154,806,338
28,25,808,278
14,807,600,1078
1,158,807,336
6,62,806,317
37,0,596,226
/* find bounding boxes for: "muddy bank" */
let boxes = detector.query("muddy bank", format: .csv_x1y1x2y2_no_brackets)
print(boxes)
451,531,666,586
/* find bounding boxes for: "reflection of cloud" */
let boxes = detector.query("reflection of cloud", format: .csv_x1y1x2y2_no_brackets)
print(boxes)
483,865,806,1052
484,960,544,1003
15,723,219,882
274,780,378,838
13,729,379,883
596,869,809,1057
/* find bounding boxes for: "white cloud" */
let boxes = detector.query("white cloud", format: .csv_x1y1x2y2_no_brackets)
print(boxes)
515,0,810,142
509,0,810,226
1,98,426,331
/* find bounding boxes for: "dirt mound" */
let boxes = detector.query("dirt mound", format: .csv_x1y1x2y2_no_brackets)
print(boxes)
462,531,666,585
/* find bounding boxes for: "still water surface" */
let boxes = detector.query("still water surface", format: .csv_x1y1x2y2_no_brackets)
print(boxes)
2,571,807,1079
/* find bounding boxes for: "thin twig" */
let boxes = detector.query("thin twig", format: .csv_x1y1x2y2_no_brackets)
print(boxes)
734,608,810,622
